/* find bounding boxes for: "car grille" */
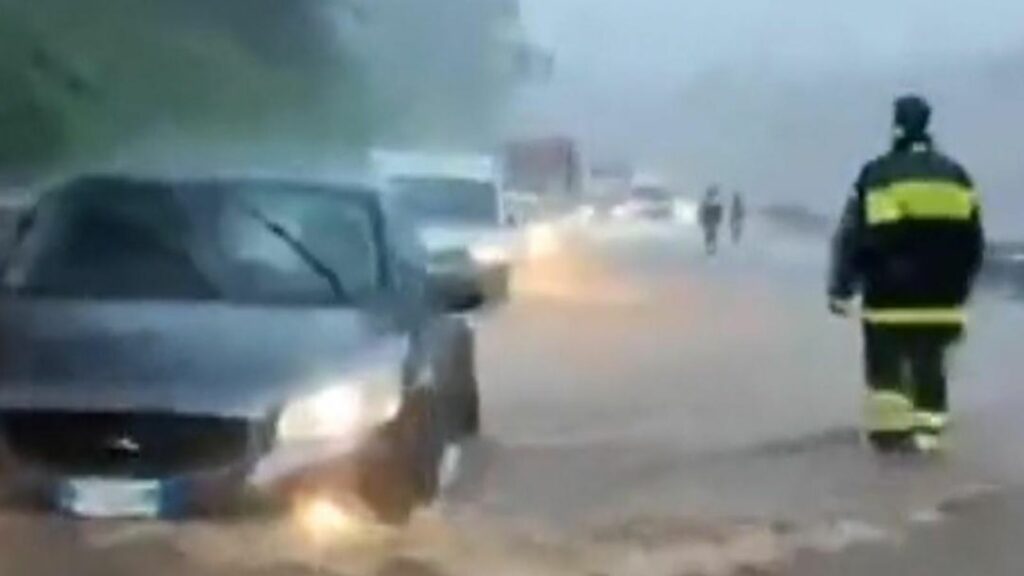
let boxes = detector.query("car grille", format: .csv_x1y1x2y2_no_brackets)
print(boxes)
0,411,261,478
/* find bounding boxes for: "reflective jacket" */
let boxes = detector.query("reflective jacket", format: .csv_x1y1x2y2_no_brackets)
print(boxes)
699,200,723,227
829,142,985,325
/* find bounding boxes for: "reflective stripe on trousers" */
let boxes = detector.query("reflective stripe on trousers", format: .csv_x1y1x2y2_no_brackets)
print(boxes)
863,308,966,326
865,390,914,433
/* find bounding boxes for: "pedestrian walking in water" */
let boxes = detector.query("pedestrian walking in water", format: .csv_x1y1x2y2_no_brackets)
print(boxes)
699,186,724,255
828,95,985,453
730,192,745,244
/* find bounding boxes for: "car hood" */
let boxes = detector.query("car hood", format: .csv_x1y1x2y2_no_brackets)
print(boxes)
418,224,514,253
0,300,405,418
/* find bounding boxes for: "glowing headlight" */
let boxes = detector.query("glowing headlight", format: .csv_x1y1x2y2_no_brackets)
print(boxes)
469,243,510,265
526,222,560,258
277,370,403,442
611,204,633,219
575,206,597,222
674,200,699,225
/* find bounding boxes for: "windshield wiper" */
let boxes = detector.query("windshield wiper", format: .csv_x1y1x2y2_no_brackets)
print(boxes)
236,204,349,302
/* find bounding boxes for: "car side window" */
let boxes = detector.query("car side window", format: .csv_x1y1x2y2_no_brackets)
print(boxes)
4,186,218,300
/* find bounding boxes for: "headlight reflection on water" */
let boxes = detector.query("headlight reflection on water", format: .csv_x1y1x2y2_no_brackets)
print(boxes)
292,495,396,548
526,222,561,259
295,497,366,543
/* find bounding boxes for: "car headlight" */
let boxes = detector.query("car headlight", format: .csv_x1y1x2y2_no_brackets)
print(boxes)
469,243,510,265
674,200,699,226
276,368,403,442
611,204,633,219
526,222,560,258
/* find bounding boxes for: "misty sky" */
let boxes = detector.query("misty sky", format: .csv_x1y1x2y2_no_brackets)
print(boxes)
516,0,1024,233
522,0,1024,87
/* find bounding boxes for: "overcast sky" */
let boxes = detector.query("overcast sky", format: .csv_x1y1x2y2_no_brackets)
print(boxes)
521,0,1024,88
515,0,1024,232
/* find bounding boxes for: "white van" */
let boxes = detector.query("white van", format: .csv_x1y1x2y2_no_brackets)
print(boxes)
372,150,516,302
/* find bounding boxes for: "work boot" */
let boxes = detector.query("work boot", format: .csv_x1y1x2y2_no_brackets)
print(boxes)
913,432,947,454
864,391,915,453
912,411,950,454
867,431,915,453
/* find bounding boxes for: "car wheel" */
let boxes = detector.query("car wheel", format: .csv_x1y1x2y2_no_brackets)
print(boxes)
442,322,481,438
407,389,444,501
489,267,512,302
361,389,444,525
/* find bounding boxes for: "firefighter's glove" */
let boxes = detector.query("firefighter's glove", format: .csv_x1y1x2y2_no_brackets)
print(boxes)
828,297,854,317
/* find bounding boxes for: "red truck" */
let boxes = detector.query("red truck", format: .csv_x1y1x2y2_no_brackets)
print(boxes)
503,137,583,199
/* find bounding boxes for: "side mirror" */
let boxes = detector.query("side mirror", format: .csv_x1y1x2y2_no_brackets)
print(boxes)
14,211,34,243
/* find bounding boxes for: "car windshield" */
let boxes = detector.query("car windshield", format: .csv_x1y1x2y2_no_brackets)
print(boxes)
3,178,381,305
390,177,500,225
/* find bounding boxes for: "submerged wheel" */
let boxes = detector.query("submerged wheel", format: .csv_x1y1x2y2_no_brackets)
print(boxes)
360,390,444,525
447,323,481,438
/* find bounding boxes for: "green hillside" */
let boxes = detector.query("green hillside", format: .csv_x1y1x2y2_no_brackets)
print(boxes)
0,0,519,183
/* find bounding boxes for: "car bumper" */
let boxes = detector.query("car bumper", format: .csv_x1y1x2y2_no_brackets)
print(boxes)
433,262,511,304
0,422,411,520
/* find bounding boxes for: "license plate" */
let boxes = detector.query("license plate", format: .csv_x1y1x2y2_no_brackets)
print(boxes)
59,479,161,519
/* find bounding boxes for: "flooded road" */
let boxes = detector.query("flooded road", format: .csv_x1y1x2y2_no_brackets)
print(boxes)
2,221,1023,575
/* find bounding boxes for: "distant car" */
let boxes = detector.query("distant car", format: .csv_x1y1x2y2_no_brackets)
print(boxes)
623,185,676,221
374,151,516,304
983,242,1024,294
503,192,543,227
0,175,482,523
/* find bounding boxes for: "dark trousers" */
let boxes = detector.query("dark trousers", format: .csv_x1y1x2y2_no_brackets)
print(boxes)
702,224,719,254
863,323,962,418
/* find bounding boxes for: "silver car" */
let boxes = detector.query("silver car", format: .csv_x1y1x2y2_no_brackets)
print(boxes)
0,175,481,524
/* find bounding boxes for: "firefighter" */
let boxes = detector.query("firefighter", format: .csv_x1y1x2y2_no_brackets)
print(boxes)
730,192,746,244
828,95,985,453
699,186,724,255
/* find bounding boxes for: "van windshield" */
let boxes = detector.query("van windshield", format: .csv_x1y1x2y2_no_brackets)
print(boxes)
391,176,500,226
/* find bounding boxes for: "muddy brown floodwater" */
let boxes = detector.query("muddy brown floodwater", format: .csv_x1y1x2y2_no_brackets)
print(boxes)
2,223,1023,576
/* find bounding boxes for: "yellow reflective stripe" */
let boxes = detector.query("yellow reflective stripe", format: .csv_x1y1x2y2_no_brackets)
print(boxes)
863,308,966,325
866,181,977,225
913,411,950,431
865,391,914,432
866,194,902,225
